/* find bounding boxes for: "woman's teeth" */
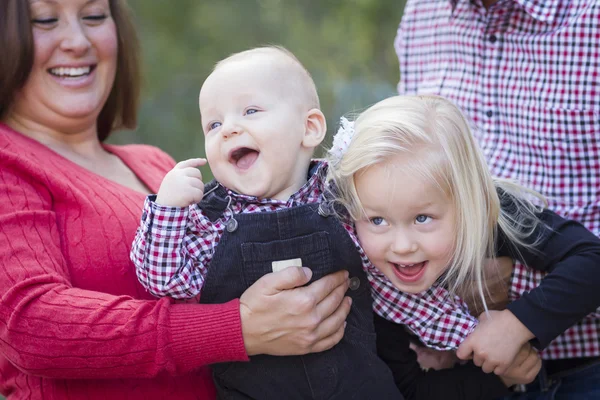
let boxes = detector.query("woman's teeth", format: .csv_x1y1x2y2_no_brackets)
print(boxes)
49,67,91,77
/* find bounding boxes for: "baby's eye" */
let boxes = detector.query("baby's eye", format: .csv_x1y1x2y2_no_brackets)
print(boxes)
208,121,222,131
415,215,431,224
370,217,389,226
245,108,258,115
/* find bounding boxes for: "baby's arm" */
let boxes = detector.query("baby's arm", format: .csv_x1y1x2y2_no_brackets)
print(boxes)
457,208,600,374
131,158,214,299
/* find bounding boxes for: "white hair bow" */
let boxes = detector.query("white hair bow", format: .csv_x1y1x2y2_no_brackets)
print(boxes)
327,116,355,166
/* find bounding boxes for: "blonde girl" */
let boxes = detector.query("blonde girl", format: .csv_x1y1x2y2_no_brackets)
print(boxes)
327,95,600,387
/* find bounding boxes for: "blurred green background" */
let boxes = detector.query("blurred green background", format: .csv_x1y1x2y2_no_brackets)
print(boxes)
109,0,407,180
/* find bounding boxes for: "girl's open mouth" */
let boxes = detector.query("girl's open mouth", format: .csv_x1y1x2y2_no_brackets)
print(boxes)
391,261,427,283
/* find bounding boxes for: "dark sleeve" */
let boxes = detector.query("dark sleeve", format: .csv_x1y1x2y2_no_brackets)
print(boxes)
496,201,600,349
375,314,510,400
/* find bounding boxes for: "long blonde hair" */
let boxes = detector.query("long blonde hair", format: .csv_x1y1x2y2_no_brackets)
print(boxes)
328,95,545,308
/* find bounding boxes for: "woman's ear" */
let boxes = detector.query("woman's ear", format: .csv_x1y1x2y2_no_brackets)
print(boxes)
302,108,327,149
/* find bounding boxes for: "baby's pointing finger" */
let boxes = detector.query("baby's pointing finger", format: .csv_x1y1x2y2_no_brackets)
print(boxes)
176,158,207,169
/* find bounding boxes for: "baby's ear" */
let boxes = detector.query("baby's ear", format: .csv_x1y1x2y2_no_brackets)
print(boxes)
302,108,327,149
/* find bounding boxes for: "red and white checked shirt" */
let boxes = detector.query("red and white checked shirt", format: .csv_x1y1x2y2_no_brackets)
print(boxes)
396,0,600,358
131,161,477,350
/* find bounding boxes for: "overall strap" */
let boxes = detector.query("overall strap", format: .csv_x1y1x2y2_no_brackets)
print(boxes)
198,180,230,222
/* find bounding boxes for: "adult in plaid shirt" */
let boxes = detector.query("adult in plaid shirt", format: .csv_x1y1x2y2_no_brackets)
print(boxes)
395,0,600,397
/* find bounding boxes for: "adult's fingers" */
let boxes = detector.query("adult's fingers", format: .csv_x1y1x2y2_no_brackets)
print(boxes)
311,295,352,343
522,353,542,382
253,266,313,296
309,320,347,353
313,276,350,321
300,270,349,306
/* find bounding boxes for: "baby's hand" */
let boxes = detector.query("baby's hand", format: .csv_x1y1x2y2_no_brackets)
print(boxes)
155,158,207,207
456,309,535,375
498,343,541,387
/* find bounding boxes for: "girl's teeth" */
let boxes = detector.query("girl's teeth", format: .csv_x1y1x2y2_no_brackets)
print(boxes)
50,67,91,77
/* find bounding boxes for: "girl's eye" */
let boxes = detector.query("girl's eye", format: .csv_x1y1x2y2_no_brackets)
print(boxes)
209,122,222,131
370,217,389,226
415,215,431,224
245,108,258,115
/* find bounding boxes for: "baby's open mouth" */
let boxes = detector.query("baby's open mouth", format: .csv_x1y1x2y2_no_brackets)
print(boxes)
229,147,259,170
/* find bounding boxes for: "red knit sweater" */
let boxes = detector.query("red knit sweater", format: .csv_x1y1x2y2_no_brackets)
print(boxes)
0,123,248,399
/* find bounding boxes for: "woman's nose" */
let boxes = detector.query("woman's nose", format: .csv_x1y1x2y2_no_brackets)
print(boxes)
59,18,92,55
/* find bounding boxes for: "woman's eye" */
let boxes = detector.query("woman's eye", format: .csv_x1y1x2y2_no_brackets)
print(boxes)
370,217,388,226
32,18,58,25
83,14,108,22
415,215,431,224
245,108,258,115
209,122,222,131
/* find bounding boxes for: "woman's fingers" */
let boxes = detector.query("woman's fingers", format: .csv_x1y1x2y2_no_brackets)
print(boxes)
302,270,349,305
309,319,347,353
312,272,350,320
239,268,352,357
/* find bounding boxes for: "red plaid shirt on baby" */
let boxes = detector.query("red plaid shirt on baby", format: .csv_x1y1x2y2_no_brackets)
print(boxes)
396,0,600,358
131,160,477,350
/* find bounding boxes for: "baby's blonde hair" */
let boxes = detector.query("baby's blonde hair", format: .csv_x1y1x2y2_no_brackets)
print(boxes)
214,45,320,109
328,95,545,308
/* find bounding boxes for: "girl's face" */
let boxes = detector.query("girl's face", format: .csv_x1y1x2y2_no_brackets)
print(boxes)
354,156,456,294
8,0,117,130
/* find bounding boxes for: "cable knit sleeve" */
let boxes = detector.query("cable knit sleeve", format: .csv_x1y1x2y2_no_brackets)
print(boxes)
0,150,248,380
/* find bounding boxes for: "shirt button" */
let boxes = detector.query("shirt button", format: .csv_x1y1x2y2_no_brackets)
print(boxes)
489,34,497,43
226,218,238,233
486,110,493,118
349,277,361,291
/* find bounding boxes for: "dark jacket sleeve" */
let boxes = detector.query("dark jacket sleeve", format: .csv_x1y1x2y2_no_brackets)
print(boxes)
375,314,510,400
496,194,600,349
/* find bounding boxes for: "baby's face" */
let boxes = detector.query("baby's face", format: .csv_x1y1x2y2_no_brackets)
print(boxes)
200,59,311,200
353,156,456,294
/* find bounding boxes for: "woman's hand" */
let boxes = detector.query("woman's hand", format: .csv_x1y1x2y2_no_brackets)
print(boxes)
240,267,351,356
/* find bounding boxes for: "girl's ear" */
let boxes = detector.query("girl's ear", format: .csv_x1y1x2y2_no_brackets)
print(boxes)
302,108,327,149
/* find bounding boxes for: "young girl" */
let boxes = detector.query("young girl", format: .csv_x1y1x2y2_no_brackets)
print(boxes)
327,95,600,397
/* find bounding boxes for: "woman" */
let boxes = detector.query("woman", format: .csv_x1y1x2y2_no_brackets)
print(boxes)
0,1,351,398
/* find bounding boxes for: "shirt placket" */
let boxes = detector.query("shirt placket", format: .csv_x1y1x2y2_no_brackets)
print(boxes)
479,3,505,163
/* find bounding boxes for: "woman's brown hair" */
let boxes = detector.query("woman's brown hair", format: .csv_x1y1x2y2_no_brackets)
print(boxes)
0,0,141,141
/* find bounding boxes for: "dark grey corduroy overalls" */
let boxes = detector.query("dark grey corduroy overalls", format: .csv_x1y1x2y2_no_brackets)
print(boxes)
198,180,403,400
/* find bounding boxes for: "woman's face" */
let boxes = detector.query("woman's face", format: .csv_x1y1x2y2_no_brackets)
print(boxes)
10,0,117,129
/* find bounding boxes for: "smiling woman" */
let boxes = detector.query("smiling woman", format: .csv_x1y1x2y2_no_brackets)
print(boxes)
0,0,139,142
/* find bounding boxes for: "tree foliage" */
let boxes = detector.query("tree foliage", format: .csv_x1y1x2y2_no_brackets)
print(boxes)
112,0,406,178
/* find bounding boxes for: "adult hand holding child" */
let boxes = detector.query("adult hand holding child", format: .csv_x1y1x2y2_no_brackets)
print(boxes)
241,267,351,356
